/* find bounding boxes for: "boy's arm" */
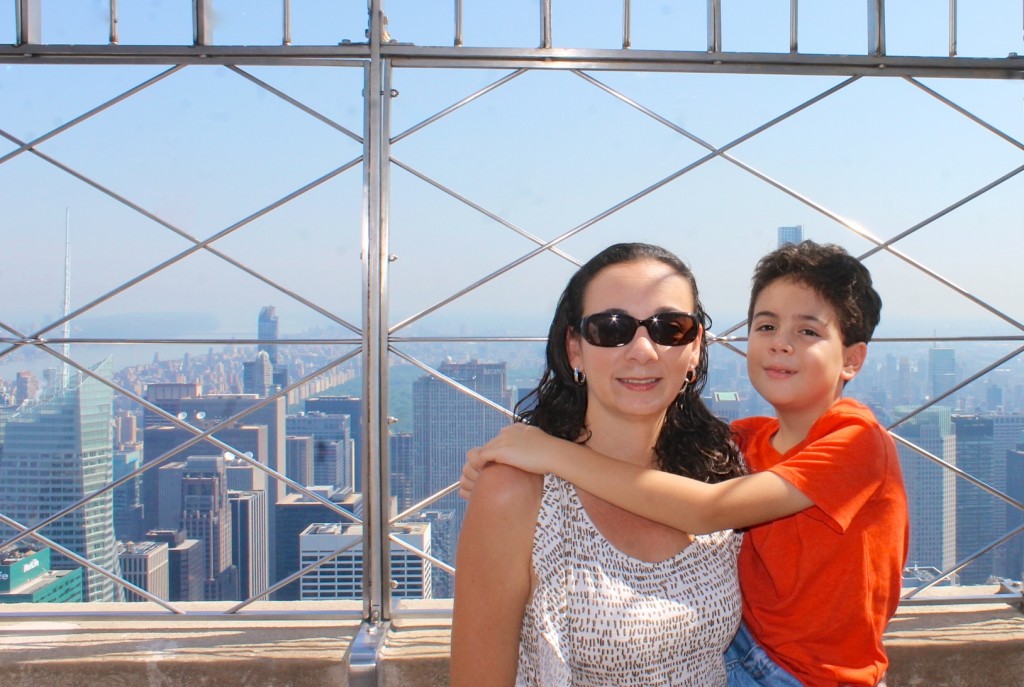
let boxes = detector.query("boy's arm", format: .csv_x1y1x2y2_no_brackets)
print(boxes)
463,424,813,534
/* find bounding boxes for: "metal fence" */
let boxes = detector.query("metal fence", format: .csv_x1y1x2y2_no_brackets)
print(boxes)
2,0,1023,673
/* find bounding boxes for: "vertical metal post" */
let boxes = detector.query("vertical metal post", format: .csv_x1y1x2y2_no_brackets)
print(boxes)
455,0,463,47
948,0,957,57
194,0,212,46
707,0,722,53
15,0,40,46
540,0,552,48
349,0,391,682
622,0,631,49
110,0,119,45
283,0,291,46
868,0,885,56
789,0,799,53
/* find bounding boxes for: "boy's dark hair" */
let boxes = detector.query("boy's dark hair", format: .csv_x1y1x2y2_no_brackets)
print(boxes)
748,240,882,346
518,242,746,484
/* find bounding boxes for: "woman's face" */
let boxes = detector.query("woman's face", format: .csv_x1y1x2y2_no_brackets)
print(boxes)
567,258,702,427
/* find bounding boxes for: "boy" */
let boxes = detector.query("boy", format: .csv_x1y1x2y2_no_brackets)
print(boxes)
461,240,909,686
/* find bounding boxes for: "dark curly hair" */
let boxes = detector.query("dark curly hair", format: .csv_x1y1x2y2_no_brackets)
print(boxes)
517,243,745,484
748,240,882,346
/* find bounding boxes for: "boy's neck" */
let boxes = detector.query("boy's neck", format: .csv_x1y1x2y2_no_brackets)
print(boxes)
771,397,845,454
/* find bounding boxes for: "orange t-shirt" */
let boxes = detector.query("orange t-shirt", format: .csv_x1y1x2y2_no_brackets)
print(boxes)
732,398,909,687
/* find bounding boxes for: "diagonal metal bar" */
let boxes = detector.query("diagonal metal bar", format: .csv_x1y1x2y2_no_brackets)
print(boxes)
388,533,455,576
904,76,1024,152
390,68,528,144
226,536,364,613
573,70,861,161
0,345,365,552
390,157,581,266
0,65,185,166
902,524,1024,598
0,512,185,613
890,434,1024,513
389,346,517,419
227,65,364,143
390,483,461,526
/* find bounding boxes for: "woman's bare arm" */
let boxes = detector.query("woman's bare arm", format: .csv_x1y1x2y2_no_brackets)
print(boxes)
450,464,542,686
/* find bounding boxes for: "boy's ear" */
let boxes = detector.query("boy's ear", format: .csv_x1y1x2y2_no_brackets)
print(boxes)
841,341,868,381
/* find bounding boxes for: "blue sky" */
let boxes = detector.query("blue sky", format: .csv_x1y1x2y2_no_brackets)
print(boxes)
1,1,1023,352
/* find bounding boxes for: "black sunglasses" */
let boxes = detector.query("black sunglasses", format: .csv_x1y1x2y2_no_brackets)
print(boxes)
579,311,701,347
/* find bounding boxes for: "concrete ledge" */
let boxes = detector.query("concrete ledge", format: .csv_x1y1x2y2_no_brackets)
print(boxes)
0,595,1021,686
0,602,359,687
885,599,1024,687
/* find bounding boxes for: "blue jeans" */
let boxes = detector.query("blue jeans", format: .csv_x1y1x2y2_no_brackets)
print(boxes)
725,622,804,687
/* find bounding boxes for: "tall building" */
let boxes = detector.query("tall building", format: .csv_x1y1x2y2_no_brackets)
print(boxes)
286,412,353,492
1006,436,1024,581
285,435,315,493
14,371,37,406
112,447,145,542
181,455,239,600
257,306,279,366
118,540,169,602
389,432,416,511
929,347,958,408
230,489,269,600
777,224,803,247
893,406,957,577
142,385,285,583
0,359,120,601
305,396,363,491
298,521,432,600
146,529,205,602
412,359,513,507
242,351,275,397
0,545,83,603
411,359,513,597
273,488,362,600
950,415,1024,581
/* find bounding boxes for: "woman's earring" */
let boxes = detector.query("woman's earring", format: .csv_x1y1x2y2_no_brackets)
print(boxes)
679,368,696,394
573,368,587,385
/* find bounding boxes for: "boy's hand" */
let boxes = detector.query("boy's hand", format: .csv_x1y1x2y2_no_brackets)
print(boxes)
460,424,562,499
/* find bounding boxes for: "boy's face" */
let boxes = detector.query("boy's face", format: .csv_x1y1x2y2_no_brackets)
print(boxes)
746,277,866,424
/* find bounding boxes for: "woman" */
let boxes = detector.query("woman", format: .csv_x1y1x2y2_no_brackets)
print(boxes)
450,243,746,686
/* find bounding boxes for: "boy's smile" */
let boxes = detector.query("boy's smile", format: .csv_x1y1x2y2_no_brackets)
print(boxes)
746,277,866,441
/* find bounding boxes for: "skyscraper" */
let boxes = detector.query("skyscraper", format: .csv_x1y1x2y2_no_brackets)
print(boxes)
257,306,279,366
142,385,285,583
298,521,432,600
118,540,169,602
230,489,269,600
893,406,957,576
777,224,803,247
411,359,513,597
946,415,1024,581
929,347,958,408
176,455,239,600
0,359,120,602
305,395,363,491
286,412,353,492
411,359,514,509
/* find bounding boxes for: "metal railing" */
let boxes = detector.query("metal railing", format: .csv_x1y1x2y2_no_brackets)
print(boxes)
2,3,1024,677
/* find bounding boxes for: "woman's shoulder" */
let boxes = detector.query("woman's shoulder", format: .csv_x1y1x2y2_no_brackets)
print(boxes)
470,464,545,517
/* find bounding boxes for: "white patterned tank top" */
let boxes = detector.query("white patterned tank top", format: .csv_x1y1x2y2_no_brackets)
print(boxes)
515,474,742,687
